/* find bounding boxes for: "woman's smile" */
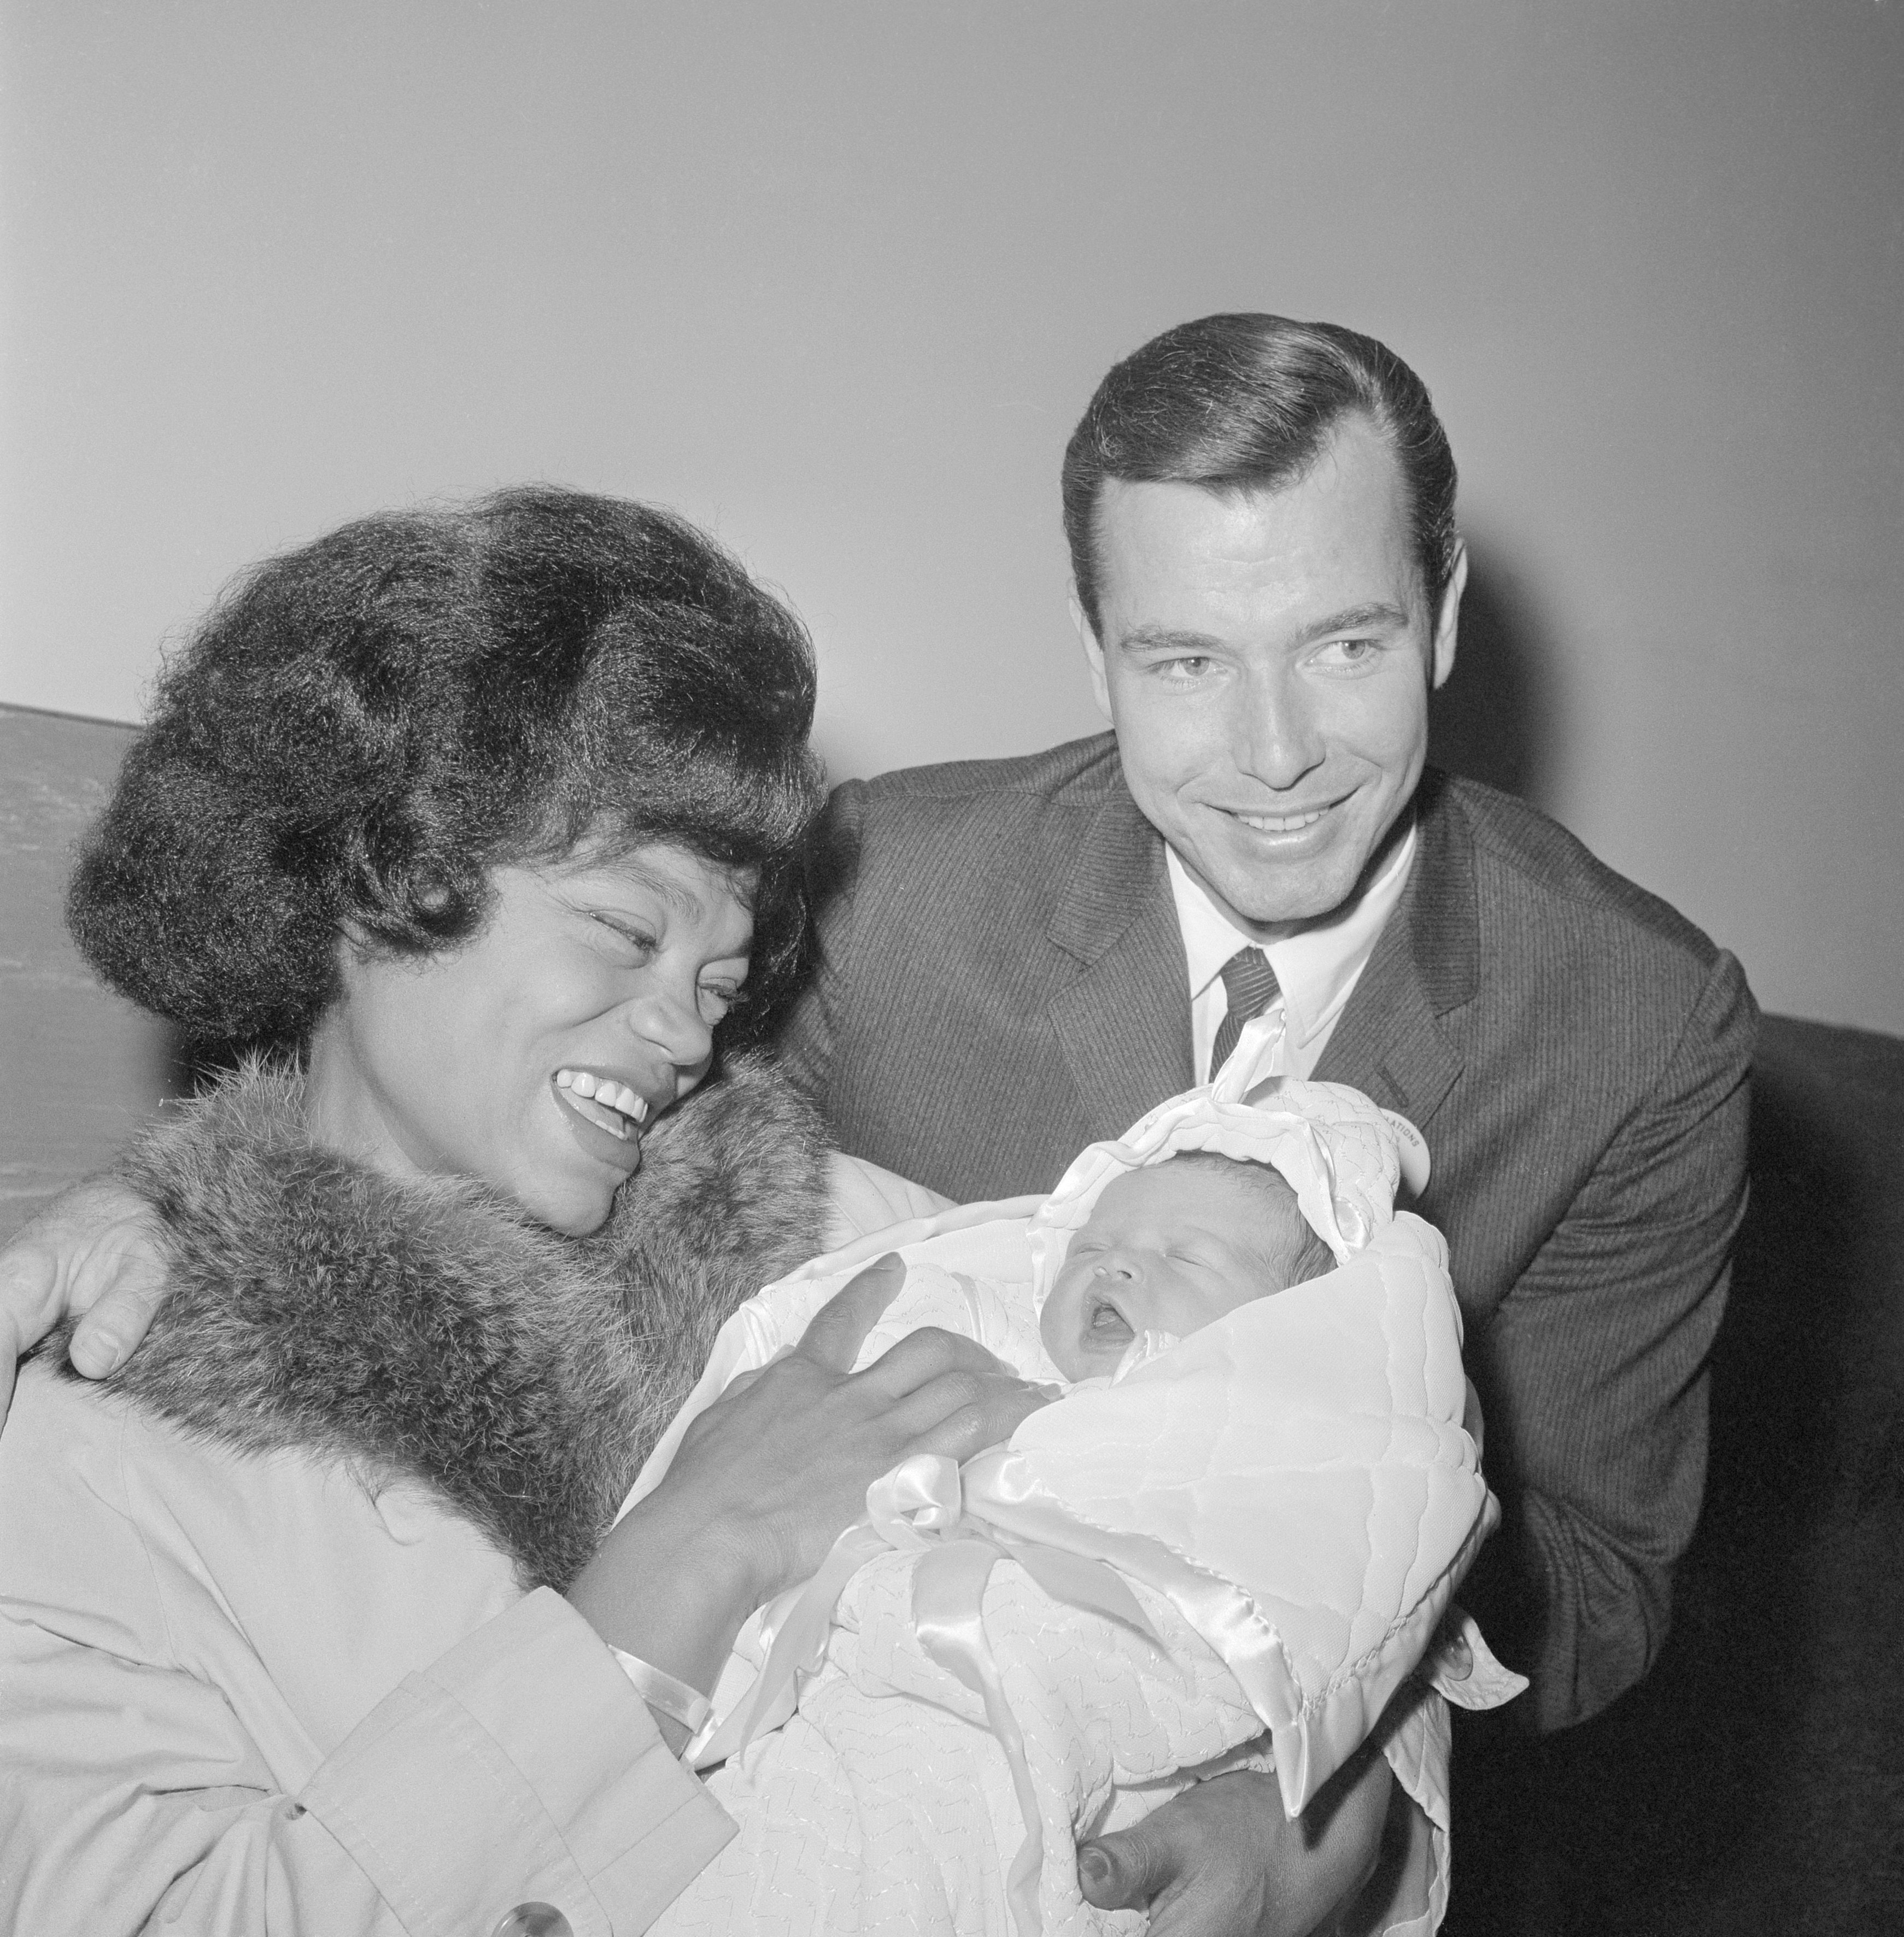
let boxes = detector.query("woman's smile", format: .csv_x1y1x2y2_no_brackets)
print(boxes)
554,1067,654,1138
552,1066,656,1178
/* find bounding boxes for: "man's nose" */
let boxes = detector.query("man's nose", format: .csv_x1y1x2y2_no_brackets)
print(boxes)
1234,666,1326,790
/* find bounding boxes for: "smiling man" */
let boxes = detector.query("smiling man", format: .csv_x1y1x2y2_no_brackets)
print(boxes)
780,313,1755,1927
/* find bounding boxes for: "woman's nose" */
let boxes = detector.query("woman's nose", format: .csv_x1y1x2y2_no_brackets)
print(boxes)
624,979,715,1074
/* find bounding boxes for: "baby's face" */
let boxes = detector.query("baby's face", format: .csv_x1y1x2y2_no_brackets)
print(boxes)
1039,1160,1310,1382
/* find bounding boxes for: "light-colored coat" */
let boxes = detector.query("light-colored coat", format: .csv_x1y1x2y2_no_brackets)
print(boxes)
0,1366,727,1936
0,1055,834,1936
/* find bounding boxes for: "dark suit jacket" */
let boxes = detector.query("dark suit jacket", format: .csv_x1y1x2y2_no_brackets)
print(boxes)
778,734,1756,1731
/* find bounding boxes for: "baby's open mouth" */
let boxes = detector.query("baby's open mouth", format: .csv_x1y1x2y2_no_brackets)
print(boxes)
554,1068,651,1142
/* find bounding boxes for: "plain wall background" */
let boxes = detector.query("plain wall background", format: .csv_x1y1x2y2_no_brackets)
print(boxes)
2,0,1899,1032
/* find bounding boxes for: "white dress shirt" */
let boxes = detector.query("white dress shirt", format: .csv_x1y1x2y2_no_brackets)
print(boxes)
1168,817,1417,1085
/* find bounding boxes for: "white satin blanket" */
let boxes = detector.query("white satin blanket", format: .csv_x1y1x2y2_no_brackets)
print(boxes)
640,1022,1524,1936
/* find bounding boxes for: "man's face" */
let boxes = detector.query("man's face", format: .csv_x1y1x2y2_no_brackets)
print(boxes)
1080,415,1464,932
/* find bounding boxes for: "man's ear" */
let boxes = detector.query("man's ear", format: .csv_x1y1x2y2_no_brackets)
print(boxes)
1430,540,1468,692
1070,589,1115,725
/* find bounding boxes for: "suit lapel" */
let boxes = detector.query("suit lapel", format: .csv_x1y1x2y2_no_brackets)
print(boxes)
1045,781,1194,1138
1314,773,1475,1135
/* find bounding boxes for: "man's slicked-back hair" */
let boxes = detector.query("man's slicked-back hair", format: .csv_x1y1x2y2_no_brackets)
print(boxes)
68,487,825,1054
1062,313,1460,637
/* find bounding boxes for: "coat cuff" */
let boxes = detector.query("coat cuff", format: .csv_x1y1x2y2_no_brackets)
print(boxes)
300,1587,734,1937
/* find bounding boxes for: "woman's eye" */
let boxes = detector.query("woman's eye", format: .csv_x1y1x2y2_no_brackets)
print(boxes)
698,981,743,1020
591,917,657,962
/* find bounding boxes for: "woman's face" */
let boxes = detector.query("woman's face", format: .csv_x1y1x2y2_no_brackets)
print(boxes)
306,843,756,1235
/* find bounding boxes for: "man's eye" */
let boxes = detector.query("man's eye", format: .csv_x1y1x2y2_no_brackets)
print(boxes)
1314,637,1381,669
1158,655,1214,679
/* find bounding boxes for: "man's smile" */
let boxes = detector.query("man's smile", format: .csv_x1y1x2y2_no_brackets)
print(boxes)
1218,797,1346,832
1202,790,1357,842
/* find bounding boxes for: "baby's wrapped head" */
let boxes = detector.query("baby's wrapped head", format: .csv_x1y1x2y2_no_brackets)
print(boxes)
1038,1152,1335,1381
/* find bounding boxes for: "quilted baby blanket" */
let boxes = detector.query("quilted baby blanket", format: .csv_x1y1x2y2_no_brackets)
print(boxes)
635,1015,1524,1935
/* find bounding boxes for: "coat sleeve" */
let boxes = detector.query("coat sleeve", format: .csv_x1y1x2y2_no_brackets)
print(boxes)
0,1585,734,1937
1462,948,1756,1731
774,779,869,1111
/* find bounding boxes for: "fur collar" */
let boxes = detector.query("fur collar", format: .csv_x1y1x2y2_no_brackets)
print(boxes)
67,1054,830,1590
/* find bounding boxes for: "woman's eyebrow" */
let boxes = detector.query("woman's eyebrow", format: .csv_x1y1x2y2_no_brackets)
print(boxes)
586,859,708,923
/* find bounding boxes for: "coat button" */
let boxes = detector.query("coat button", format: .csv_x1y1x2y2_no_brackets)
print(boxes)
490,1906,572,1937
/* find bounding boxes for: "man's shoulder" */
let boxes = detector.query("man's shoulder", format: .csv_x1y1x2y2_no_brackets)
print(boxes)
1433,771,1727,973
843,732,1125,819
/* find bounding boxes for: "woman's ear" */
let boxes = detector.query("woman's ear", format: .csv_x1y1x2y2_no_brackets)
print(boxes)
329,921,374,989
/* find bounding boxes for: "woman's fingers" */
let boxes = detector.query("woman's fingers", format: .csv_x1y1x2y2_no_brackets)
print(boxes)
794,1253,907,1372
851,1323,1016,1398
883,1363,1054,1461
649,1277,1055,1604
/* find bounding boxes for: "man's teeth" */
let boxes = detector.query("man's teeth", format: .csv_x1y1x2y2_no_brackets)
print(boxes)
1234,808,1327,833
554,1069,651,1132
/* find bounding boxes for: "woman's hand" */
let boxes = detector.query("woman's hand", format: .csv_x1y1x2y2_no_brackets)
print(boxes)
667,1252,1056,1600
0,1179,169,1426
569,1253,1053,1707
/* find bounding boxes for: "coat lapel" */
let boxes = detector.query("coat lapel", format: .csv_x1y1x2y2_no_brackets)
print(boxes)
1313,772,1475,1135
1045,780,1194,1140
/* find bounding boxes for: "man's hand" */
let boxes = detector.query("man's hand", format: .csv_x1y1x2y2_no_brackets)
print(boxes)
0,1178,168,1426
1078,1746,1393,1937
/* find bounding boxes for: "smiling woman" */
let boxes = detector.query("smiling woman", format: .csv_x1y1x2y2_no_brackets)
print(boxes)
313,848,759,1235
0,488,1048,1936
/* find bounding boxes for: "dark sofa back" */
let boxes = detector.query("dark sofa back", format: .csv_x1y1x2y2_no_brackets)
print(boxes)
1454,1015,1904,1934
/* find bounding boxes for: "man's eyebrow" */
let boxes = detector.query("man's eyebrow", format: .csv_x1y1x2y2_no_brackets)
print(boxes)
1116,625,1226,654
1116,603,1412,655
1296,601,1411,641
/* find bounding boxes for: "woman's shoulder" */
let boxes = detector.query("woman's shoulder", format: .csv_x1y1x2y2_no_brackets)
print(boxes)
0,1360,523,1730
0,1363,200,1655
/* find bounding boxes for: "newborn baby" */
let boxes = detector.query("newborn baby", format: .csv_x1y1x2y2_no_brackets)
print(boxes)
1039,1152,1335,1382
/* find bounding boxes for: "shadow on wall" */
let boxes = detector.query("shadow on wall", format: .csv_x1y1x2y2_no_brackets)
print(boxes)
1428,542,1563,813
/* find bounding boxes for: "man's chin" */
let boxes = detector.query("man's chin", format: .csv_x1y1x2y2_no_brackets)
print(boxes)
1200,851,1365,931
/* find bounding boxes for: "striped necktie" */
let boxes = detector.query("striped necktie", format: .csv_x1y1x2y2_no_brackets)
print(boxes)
1209,946,1281,1083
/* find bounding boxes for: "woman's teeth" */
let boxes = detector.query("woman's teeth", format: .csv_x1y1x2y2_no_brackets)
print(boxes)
554,1069,651,1140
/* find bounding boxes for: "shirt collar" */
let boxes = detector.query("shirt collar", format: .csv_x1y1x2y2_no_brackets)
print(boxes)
1165,814,1418,1048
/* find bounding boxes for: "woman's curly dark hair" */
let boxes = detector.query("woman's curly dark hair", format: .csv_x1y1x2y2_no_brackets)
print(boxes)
68,487,825,1053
